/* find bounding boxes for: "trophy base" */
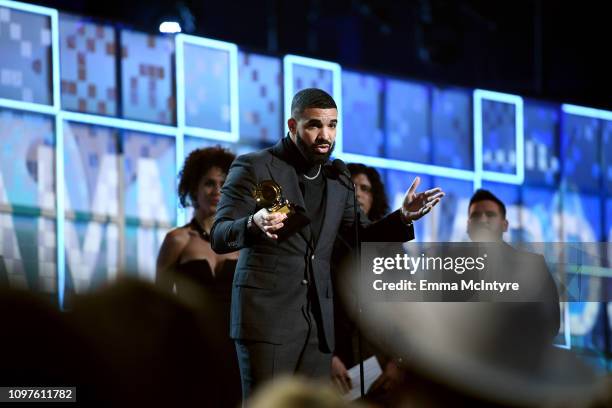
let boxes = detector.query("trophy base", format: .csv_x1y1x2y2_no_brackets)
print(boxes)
274,206,310,241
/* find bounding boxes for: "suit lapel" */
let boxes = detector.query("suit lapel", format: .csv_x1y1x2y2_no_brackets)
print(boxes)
314,177,344,252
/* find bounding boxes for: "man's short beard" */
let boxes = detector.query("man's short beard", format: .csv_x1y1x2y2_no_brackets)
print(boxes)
295,130,335,165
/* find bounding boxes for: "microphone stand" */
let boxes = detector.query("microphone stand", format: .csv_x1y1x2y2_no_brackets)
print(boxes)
352,180,365,398
331,160,365,398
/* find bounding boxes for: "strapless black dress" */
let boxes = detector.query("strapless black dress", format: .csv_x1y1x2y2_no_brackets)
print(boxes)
175,258,241,406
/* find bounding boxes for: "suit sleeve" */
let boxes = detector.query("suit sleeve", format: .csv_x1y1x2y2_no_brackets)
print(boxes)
339,187,414,245
540,255,561,338
210,155,261,254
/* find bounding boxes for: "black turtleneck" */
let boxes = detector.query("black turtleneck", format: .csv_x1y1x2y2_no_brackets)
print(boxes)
281,136,326,246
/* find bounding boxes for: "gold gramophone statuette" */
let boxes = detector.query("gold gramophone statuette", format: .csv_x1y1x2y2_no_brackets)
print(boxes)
252,180,310,240
252,180,292,214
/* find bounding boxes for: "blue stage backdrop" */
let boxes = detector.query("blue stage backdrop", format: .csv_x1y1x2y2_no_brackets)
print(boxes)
0,1,611,370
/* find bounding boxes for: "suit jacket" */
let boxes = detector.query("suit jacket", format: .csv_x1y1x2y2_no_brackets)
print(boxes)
440,242,561,340
492,243,561,340
210,139,414,348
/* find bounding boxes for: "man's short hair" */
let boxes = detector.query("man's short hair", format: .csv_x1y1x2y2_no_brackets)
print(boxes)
290,88,337,119
468,189,506,218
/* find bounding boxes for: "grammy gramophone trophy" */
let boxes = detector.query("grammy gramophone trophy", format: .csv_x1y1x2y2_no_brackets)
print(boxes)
252,180,310,240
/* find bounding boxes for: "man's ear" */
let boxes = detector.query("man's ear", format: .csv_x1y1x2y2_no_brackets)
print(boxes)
287,118,297,135
502,219,509,233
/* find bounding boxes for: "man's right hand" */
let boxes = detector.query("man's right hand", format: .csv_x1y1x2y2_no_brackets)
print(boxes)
253,208,287,240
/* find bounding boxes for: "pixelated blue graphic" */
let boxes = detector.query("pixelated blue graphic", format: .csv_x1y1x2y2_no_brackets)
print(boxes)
558,194,606,353
0,214,56,293
121,29,175,124
602,119,612,195
568,302,606,355
0,108,55,210
184,136,249,158
0,6,52,104
560,190,602,242
64,219,118,297
431,176,473,241
62,121,119,216
342,70,384,157
555,188,608,355
292,64,333,95
384,79,430,163
59,13,117,115
238,51,281,144
183,43,231,131
561,113,600,193
524,101,559,186
481,99,517,174
123,131,175,225
520,186,559,242
431,87,471,170
183,136,226,161
123,223,168,281
607,199,612,241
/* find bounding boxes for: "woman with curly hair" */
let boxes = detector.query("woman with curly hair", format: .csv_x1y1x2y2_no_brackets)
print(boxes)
155,146,241,406
156,146,237,292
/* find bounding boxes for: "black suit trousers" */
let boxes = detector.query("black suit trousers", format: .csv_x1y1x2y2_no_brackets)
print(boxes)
234,294,332,400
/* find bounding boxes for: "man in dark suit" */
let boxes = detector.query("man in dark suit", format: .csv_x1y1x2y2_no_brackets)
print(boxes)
211,88,444,398
467,189,560,339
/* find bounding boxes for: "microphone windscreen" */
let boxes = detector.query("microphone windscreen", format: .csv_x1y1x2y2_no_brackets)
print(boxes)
332,158,350,178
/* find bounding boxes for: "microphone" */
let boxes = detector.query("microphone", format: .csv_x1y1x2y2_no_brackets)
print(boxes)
327,158,354,190
332,159,351,179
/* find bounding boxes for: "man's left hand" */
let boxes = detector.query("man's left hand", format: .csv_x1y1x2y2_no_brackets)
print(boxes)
401,176,444,223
